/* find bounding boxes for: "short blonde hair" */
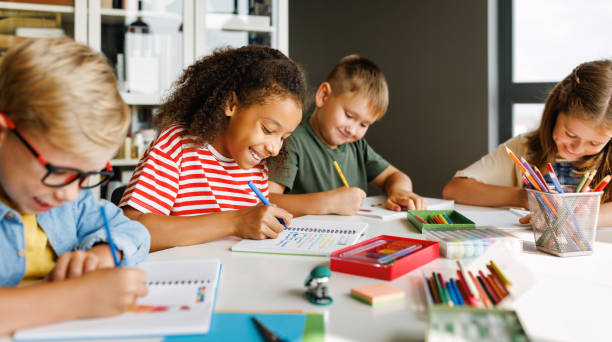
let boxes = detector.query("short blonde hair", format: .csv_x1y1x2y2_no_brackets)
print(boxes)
0,37,129,159
326,54,389,118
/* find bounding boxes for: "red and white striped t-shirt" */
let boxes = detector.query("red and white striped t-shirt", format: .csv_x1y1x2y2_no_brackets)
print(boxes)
119,125,269,216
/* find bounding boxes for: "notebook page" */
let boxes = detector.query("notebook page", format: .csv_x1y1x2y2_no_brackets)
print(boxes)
358,195,455,221
14,259,221,341
231,219,368,256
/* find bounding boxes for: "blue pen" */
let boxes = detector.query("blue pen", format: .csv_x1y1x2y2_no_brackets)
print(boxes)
247,181,287,229
99,200,120,267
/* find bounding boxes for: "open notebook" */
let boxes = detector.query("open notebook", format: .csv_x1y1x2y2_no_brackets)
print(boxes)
231,219,368,256
358,195,455,221
14,259,222,341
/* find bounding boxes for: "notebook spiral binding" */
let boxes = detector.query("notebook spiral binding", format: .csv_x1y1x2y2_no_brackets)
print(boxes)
287,226,356,234
147,279,211,286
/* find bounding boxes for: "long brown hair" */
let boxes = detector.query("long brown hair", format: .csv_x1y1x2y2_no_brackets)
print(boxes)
526,60,612,201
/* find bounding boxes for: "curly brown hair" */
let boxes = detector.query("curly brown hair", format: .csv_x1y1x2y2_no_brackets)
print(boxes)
154,45,308,167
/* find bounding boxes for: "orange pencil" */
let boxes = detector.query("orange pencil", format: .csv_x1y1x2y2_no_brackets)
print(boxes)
487,274,506,300
581,169,597,192
469,271,491,307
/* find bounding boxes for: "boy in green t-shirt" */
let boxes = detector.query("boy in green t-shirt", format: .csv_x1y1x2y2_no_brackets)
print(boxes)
269,55,425,216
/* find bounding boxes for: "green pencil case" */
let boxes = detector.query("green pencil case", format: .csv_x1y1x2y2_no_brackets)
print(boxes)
407,210,476,233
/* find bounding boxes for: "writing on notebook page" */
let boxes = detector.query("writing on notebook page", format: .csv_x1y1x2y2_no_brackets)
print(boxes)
231,219,368,256
278,226,358,249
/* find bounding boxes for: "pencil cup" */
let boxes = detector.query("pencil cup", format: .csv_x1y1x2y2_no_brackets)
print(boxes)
526,189,601,257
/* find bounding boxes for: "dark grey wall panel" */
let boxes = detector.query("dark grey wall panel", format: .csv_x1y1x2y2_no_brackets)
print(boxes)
289,0,490,197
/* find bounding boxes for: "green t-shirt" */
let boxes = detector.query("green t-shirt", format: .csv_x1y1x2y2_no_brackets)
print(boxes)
269,119,390,194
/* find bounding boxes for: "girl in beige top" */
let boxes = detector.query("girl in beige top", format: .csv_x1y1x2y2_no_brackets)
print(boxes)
443,60,612,227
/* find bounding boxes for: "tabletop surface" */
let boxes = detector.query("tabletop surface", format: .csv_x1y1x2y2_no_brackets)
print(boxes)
5,203,612,342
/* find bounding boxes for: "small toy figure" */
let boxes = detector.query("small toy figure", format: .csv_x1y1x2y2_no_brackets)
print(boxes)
304,265,333,305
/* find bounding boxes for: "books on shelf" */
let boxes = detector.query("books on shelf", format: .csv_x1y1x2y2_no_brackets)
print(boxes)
14,259,222,341
231,218,367,256
358,195,454,221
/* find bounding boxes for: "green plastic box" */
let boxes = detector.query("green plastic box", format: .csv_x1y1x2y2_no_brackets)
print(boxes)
407,210,476,233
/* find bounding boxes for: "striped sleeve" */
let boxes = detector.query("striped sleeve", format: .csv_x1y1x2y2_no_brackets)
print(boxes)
119,127,183,215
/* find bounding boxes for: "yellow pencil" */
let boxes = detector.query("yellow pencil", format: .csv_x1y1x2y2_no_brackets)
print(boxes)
333,161,349,188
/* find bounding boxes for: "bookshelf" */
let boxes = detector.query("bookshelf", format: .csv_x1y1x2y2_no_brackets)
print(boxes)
0,0,288,198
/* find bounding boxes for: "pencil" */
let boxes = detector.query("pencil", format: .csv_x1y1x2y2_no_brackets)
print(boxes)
457,260,479,300
429,275,440,304
546,163,564,193
581,169,597,192
469,271,491,307
99,200,120,267
575,170,590,192
592,175,611,192
333,161,349,188
533,166,550,192
489,260,512,286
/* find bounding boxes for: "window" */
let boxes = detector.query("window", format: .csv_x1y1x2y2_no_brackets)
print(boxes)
498,0,612,140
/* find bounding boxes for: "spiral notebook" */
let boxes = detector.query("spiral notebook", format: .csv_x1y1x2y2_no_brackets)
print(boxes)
14,259,222,341
231,219,368,256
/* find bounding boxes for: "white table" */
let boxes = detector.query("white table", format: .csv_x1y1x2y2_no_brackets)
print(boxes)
4,204,612,342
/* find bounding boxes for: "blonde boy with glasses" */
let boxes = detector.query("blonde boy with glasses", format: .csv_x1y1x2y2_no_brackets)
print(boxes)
0,37,150,333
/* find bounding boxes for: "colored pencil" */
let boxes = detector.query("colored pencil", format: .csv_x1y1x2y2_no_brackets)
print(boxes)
432,272,446,304
487,274,506,301
456,272,479,307
546,163,564,193
575,170,590,192
450,278,464,306
489,260,512,286
446,281,458,305
424,276,436,305
581,169,597,192
442,213,454,224
533,166,550,192
333,160,349,188
593,175,611,192
469,271,490,307
414,214,427,224
429,275,440,304
477,274,497,305
437,273,453,307
457,260,479,300
487,265,509,297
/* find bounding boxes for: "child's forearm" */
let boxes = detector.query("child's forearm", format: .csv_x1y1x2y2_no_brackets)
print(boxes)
123,208,238,251
0,280,89,334
270,192,340,216
383,171,413,195
597,202,612,227
443,177,527,208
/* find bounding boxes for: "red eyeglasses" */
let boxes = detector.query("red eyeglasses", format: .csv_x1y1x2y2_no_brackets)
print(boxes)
1,113,114,189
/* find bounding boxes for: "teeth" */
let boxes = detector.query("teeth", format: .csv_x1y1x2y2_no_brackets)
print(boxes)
249,149,261,161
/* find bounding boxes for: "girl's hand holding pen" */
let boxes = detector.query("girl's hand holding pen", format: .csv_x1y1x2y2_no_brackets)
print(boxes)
46,245,118,282
232,204,292,240
328,186,366,215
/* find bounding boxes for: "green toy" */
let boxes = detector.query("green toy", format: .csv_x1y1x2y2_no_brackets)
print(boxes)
304,265,333,305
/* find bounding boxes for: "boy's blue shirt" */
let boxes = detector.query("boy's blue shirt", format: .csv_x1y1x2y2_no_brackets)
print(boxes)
0,189,150,286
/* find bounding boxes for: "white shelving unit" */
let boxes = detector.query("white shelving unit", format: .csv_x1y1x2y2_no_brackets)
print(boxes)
1,0,288,197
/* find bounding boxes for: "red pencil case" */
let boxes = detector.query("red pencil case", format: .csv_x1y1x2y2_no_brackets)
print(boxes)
330,235,439,281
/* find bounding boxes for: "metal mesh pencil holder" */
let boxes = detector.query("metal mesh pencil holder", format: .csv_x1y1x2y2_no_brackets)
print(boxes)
526,189,601,257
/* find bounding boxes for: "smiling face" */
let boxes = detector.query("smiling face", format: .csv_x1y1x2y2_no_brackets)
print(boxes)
213,96,302,169
309,82,380,149
0,125,115,214
552,112,612,161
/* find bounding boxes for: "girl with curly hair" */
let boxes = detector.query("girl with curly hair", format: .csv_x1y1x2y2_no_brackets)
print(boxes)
443,60,612,226
120,45,308,251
